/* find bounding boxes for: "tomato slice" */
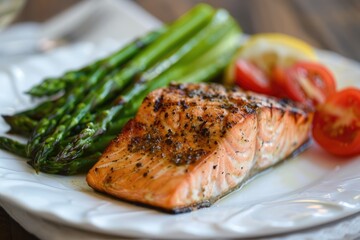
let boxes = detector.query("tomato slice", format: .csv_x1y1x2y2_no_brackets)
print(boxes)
274,62,337,106
234,59,274,95
312,88,360,157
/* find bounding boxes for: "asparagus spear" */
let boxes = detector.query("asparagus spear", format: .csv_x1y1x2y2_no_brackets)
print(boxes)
37,152,102,175
26,73,86,97
3,93,128,138
26,93,76,157
2,115,37,136
26,29,164,158
26,30,164,97
31,4,215,169
0,134,111,174
56,10,239,163
16,99,64,120
1,97,64,136
175,27,241,84
27,57,102,97
0,137,27,158
35,118,130,175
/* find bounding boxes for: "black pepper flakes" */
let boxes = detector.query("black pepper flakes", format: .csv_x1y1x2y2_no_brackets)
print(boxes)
200,127,210,137
165,139,173,145
180,100,189,110
153,95,164,112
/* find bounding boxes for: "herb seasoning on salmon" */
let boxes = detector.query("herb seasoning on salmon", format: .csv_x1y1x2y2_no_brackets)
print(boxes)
87,83,313,213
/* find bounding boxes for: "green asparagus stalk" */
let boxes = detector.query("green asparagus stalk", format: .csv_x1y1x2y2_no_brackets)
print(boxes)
2,115,37,136
0,133,110,174
38,152,102,175
58,115,130,151
4,96,128,139
0,137,27,158
56,10,239,163
27,60,100,97
175,27,240,84
26,73,86,97
36,118,131,175
2,96,66,136
26,94,77,157
16,99,64,120
31,4,215,170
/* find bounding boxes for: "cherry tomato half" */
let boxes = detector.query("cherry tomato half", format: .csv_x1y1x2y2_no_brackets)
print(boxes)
274,62,337,107
234,59,275,95
312,88,360,157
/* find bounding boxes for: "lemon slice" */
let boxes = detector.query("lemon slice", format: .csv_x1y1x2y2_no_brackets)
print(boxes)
225,33,317,84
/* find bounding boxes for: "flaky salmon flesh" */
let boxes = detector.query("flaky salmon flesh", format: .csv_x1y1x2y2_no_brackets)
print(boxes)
87,83,313,213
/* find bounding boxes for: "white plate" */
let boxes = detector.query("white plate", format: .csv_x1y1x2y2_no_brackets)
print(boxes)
0,38,359,239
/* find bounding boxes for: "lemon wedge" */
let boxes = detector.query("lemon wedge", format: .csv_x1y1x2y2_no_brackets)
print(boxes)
225,33,317,84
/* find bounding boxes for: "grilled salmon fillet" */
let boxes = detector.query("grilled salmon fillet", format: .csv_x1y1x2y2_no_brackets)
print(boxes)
87,83,313,213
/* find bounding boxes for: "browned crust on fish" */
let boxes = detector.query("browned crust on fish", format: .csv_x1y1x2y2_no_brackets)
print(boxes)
87,83,313,213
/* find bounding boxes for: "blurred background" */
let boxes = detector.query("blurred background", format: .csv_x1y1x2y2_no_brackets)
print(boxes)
3,0,360,61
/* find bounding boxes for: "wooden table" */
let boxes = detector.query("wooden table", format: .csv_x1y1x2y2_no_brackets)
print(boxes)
1,0,359,239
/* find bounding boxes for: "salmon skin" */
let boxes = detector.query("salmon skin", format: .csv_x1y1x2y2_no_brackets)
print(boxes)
87,83,313,213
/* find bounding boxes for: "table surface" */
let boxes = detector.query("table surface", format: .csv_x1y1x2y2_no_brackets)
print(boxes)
1,0,359,239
